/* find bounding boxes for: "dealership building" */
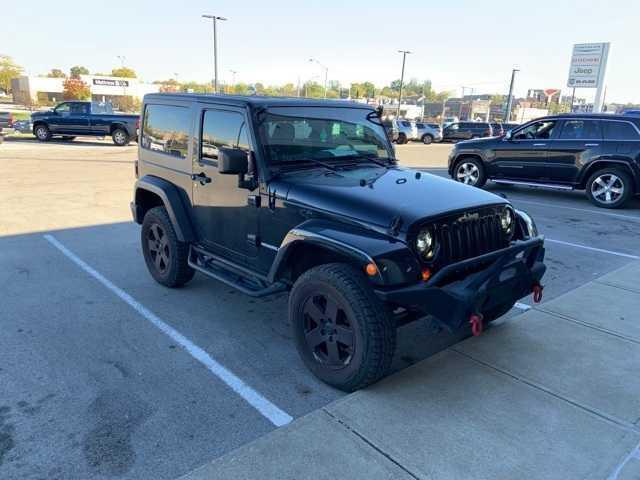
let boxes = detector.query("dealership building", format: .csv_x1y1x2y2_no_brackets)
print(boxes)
11,74,159,106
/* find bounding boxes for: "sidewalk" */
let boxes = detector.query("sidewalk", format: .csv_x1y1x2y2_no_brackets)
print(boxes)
180,262,640,480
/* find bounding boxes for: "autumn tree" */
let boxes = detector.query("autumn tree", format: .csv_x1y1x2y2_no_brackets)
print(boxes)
62,78,91,100
111,67,137,78
0,55,23,93
47,69,67,78
70,65,90,79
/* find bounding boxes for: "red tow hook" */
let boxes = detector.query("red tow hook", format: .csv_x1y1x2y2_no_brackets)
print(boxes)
470,313,484,337
532,283,544,303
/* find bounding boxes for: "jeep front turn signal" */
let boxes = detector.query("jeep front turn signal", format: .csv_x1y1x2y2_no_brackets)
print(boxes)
421,268,431,281
365,263,378,276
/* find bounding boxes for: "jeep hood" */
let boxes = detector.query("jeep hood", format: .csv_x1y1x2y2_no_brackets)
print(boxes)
276,167,508,231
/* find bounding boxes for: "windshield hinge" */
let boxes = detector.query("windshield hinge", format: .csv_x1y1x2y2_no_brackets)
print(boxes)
389,216,403,236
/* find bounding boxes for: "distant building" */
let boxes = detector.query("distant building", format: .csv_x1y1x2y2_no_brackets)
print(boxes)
11,74,159,106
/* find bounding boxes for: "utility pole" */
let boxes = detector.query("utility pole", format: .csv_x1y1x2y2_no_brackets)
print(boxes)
202,14,227,93
504,68,519,122
396,50,411,117
309,58,328,98
229,69,237,94
570,87,576,112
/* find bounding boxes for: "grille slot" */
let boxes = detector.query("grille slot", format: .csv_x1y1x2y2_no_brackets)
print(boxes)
434,211,507,265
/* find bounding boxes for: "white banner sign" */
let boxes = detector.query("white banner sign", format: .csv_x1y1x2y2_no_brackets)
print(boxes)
567,43,609,89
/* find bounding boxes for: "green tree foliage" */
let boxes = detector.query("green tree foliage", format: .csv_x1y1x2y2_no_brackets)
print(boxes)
0,55,23,93
62,78,91,100
70,65,90,79
47,69,67,78
111,67,137,78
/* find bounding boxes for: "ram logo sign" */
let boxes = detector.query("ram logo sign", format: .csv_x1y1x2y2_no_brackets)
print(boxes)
567,43,609,89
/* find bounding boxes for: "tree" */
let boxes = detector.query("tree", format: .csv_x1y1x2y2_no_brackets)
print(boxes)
111,67,137,78
0,55,23,93
70,66,90,79
62,78,91,100
47,69,67,78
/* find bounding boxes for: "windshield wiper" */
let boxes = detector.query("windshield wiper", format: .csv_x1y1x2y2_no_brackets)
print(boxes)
272,158,345,176
333,154,394,169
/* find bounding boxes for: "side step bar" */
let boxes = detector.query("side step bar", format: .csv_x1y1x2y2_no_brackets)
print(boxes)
492,179,574,190
188,246,287,298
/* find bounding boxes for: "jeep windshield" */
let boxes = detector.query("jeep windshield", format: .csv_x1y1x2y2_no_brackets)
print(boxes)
257,106,394,170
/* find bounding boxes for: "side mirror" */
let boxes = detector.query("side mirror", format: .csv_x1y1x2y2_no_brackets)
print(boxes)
218,147,248,175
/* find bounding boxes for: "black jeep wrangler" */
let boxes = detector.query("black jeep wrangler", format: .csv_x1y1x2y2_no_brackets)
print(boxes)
131,94,546,391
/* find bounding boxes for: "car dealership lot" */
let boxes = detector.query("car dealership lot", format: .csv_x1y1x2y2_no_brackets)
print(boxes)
1,138,640,479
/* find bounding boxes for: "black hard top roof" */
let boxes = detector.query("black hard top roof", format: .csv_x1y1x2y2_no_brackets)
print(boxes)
542,113,639,122
143,93,375,110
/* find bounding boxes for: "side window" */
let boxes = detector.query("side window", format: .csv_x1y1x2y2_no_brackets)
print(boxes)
141,104,191,159
602,121,640,140
513,121,556,140
201,109,249,161
70,103,89,114
55,103,70,116
558,120,601,140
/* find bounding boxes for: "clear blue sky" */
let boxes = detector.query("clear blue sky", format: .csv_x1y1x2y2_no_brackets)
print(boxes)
5,0,639,103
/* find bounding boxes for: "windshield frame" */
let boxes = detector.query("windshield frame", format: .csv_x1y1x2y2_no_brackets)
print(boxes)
255,106,396,173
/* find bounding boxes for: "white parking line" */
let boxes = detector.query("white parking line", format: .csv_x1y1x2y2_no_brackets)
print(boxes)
546,238,640,260
514,302,532,311
44,234,293,428
509,199,640,222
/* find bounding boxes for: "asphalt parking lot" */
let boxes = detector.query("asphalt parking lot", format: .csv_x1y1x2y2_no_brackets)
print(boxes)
1,137,639,480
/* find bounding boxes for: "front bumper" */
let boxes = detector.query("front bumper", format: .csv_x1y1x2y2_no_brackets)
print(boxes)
375,236,546,331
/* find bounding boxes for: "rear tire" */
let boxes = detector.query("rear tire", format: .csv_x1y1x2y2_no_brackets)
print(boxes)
586,168,633,209
34,124,51,142
290,263,396,392
453,157,487,187
112,128,130,146
141,206,195,287
397,133,407,145
422,134,433,144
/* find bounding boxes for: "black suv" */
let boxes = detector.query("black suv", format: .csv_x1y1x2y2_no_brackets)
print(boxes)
131,94,546,391
448,114,640,209
443,122,493,142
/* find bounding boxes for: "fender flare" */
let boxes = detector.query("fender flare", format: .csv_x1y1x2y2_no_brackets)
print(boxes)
267,219,420,286
133,175,196,242
578,158,639,188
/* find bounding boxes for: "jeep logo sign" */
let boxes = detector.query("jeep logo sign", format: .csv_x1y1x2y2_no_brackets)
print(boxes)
567,43,609,89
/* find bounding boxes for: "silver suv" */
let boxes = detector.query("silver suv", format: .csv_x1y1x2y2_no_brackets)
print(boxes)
393,119,417,144
415,122,443,144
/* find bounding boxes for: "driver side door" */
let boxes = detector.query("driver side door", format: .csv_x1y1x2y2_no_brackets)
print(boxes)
490,120,557,180
190,106,258,266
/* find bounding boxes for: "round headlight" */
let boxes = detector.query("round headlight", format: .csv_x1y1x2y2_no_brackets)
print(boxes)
500,207,514,234
416,228,436,259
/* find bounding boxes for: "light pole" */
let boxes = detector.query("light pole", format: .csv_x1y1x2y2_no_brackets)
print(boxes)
504,68,519,122
229,69,237,94
309,58,328,98
396,50,411,118
116,56,127,98
202,14,227,93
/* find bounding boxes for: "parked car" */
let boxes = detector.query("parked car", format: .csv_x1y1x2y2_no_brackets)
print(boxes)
394,119,418,144
382,118,399,143
448,113,640,209
442,121,493,142
0,111,13,143
12,119,33,134
442,116,459,126
415,122,442,144
31,101,139,145
131,93,546,391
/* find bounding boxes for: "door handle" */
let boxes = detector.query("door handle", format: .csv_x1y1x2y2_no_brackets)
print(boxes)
584,143,599,147
191,172,212,185
533,143,546,147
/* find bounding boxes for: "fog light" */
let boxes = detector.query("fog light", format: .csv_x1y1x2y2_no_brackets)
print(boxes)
365,263,378,276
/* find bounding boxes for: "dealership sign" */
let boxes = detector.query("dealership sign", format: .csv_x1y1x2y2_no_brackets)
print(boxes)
92,78,130,87
567,43,609,88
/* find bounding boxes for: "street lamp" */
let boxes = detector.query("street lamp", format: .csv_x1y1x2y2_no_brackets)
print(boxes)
504,68,519,122
309,58,328,98
202,14,227,93
229,70,237,94
396,50,411,117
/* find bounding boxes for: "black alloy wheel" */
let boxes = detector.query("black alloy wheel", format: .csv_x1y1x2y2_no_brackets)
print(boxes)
147,223,171,275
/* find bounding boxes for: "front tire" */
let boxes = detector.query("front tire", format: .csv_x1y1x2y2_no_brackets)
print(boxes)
396,133,407,145
422,134,433,144
290,263,396,392
141,206,195,287
454,157,487,187
112,128,130,146
34,124,51,142
586,168,633,209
